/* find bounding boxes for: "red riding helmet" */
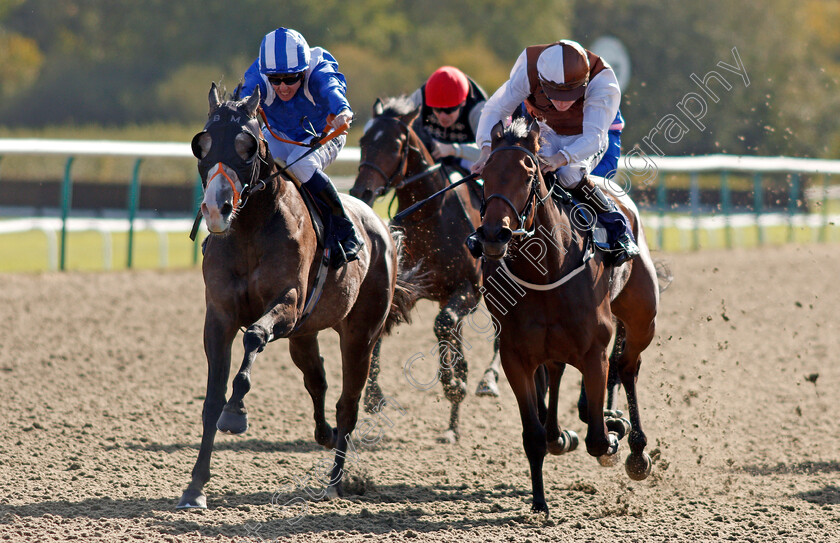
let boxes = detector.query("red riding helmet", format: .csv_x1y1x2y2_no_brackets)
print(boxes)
425,66,469,109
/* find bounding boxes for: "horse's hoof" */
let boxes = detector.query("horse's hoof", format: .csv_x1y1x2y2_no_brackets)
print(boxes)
547,429,579,455
625,451,653,481
437,429,459,444
530,500,549,516
604,409,624,419
176,489,207,509
324,485,341,501
217,410,248,435
315,427,338,449
606,417,632,440
597,433,621,467
475,373,500,397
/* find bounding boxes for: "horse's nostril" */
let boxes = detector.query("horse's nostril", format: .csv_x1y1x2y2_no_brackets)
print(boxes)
497,227,513,244
221,202,233,216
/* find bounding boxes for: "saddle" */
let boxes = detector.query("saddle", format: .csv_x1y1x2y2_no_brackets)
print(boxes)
274,161,326,249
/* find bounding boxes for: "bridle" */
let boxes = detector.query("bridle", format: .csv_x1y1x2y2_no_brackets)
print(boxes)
480,145,553,238
357,116,442,198
193,107,273,212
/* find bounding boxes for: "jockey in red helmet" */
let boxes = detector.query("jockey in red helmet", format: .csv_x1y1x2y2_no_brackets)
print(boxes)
408,66,488,175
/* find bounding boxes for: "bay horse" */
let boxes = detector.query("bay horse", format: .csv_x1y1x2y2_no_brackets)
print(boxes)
177,84,417,509
474,118,659,515
350,96,500,443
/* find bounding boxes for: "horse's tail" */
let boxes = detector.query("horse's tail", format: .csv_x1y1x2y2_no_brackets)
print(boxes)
383,230,430,335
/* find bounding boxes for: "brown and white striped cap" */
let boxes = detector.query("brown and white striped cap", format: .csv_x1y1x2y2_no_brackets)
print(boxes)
537,40,590,100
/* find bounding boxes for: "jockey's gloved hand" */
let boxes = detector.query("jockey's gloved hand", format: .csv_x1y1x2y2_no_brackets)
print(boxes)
537,150,568,173
471,145,491,174
331,109,353,131
432,141,457,159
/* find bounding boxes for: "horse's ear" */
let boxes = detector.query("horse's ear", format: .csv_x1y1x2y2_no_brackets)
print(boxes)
209,82,222,113
372,98,384,117
526,119,541,147
401,104,421,126
490,120,505,144
232,82,243,101
244,86,261,118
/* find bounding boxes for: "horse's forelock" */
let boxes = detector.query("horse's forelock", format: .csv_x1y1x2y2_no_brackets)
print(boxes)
502,117,531,144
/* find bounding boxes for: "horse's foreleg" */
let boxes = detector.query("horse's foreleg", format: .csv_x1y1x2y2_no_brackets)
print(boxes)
505,355,550,515
578,322,624,423
475,335,501,397
580,348,618,465
545,363,579,456
289,334,334,449
363,339,384,414
218,292,298,435
177,311,236,509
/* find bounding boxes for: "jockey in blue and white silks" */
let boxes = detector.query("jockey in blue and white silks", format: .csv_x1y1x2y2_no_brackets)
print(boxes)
241,27,362,267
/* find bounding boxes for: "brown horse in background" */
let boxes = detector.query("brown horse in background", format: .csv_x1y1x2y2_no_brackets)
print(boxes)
474,118,659,515
177,84,417,509
350,96,501,443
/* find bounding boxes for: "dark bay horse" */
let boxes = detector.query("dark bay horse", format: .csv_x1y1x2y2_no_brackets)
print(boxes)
474,118,659,515
177,84,416,509
350,96,500,443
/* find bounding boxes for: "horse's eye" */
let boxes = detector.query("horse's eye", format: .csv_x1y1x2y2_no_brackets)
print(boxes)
235,132,258,162
191,132,211,159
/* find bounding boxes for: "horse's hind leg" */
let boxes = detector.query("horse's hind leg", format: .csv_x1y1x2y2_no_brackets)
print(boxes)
435,288,476,443
614,320,656,480
326,327,379,499
611,254,659,480
178,311,237,509
363,338,384,414
289,333,335,449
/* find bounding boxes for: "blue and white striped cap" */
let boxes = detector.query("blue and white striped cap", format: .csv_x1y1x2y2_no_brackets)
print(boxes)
259,28,310,75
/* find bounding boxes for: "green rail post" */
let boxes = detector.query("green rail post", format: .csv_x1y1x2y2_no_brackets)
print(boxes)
657,173,666,250
126,158,143,269
59,156,76,271
690,172,700,250
788,173,800,243
753,173,764,246
721,171,731,249
192,173,203,265
821,174,829,242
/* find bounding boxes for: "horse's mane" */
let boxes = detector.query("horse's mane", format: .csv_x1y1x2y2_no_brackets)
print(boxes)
378,95,417,117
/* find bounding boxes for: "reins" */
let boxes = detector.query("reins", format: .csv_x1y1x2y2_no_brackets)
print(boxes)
357,117,442,199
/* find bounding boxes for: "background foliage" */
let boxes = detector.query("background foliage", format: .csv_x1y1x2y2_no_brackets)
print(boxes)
0,0,838,157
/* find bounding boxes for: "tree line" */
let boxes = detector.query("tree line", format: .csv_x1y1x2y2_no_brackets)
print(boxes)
1,0,838,158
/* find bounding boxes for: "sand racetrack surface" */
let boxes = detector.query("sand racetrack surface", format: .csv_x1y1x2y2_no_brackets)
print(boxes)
1,243,838,542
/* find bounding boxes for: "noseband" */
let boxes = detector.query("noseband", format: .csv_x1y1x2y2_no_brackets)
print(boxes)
481,145,551,238
357,117,441,197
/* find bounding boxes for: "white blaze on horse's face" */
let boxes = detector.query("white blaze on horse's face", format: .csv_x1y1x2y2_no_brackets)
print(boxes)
201,163,243,233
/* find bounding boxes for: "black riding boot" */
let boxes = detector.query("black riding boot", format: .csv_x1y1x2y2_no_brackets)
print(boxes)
309,171,364,268
569,176,640,266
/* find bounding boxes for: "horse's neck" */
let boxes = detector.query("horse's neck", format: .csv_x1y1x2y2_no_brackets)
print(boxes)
234,175,296,235
510,192,582,280
395,133,446,204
